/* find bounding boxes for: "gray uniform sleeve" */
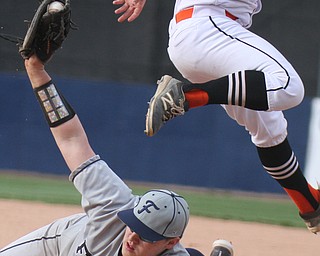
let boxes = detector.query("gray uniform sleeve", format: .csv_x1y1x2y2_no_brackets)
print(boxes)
162,243,190,256
69,155,137,256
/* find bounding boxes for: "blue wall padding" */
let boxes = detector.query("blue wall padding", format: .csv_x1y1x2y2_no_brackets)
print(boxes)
0,73,311,194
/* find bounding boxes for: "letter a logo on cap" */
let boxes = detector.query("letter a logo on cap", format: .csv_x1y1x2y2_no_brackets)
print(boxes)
137,200,160,214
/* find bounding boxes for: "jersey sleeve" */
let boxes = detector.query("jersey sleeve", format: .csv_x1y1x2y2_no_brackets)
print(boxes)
69,155,137,256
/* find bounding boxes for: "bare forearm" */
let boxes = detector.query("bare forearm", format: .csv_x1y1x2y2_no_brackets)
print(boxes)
25,56,95,171
51,116,95,171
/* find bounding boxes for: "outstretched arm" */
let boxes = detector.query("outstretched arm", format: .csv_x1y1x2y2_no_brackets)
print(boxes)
113,0,147,22
25,55,95,172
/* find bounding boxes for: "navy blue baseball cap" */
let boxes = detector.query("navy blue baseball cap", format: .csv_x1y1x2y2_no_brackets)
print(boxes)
117,189,189,242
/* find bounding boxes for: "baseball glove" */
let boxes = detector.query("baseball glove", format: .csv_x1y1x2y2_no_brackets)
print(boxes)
0,0,75,63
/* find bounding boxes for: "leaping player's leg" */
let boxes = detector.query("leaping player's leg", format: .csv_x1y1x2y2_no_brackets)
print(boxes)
145,16,304,136
223,106,320,233
168,16,304,112
145,14,320,232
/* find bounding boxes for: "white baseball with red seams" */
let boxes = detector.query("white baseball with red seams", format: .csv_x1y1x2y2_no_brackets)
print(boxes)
48,1,64,13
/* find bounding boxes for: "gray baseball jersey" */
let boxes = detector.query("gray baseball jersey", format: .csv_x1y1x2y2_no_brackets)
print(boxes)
0,155,189,256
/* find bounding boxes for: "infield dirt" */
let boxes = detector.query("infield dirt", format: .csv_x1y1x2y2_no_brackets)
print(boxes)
0,199,318,256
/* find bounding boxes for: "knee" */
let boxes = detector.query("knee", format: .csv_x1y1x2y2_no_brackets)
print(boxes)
285,74,305,108
267,72,305,111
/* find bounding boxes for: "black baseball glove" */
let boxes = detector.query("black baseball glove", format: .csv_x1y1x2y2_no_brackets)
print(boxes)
0,0,75,63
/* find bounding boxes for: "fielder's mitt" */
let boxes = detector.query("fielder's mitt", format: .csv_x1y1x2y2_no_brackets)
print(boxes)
0,0,75,63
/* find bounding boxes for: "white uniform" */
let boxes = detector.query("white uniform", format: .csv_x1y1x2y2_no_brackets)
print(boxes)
0,156,188,256
168,0,304,147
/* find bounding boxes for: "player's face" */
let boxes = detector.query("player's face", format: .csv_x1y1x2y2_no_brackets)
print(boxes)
121,227,179,256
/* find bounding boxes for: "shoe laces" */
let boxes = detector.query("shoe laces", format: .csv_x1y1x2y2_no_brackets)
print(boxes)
161,92,185,122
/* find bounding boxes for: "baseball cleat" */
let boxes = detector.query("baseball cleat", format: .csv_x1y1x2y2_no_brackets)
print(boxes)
210,239,234,256
145,75,187,137
300,206,320,234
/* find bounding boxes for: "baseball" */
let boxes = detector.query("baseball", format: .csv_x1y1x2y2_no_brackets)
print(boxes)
47,1,64,13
